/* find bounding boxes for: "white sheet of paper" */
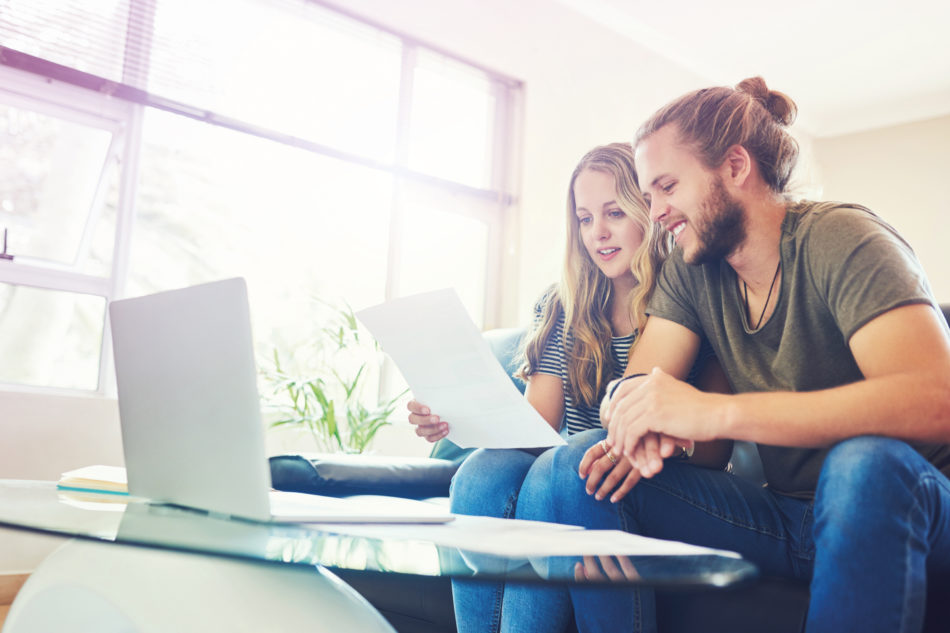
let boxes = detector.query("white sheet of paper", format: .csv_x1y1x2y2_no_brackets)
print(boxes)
310,514,740,559
357,289,566,449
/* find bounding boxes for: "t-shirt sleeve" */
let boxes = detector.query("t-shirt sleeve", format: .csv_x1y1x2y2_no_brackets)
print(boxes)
804,206,934,341
537,335,562,376
646,250,705,336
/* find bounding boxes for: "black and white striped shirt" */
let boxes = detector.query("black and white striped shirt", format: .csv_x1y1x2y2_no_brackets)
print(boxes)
536,311,635,435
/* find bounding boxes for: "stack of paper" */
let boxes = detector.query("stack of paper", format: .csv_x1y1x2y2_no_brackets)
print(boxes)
58,465,129,496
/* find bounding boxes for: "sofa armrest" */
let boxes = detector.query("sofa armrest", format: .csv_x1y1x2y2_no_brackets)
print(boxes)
269,453,459,499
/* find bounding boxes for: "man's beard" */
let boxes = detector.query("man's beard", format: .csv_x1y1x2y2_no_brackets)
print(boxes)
686,176,747,265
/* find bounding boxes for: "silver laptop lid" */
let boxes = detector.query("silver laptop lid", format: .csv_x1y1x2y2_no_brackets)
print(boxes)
109,278,272,521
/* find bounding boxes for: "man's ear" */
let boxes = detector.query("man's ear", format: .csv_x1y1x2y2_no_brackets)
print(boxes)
720,144,753,188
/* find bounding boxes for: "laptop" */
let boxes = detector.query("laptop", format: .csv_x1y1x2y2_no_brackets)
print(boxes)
108,277,453,524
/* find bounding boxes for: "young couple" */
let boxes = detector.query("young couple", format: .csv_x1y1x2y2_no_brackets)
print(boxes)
409,77,950,633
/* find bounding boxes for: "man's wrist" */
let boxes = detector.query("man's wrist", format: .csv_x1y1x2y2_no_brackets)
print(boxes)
607,373,647,400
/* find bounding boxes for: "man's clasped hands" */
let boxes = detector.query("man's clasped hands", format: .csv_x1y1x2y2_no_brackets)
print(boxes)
580,367,721,504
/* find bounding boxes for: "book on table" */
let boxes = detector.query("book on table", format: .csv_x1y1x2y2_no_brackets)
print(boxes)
58,465,129,495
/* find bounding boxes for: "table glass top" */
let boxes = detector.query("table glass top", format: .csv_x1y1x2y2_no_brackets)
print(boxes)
0,480,756,588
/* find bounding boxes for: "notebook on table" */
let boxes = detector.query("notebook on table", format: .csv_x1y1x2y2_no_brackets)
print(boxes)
109,277,453,525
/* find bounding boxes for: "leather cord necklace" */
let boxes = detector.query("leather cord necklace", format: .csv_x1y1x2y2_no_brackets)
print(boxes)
742,260,782,330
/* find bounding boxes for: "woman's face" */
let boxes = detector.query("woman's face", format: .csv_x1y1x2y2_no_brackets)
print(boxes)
573,168,644,284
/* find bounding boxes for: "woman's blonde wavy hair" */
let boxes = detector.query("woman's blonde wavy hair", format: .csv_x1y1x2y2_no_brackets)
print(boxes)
517,142,671,408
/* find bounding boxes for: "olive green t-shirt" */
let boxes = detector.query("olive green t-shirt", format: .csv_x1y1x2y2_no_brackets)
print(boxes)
648,200,950,498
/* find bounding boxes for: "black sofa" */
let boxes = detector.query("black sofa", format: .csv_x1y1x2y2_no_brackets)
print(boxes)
270,304,950,633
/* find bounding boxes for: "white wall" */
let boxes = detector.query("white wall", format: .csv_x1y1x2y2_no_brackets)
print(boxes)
813,115,950,302
0,391,125,572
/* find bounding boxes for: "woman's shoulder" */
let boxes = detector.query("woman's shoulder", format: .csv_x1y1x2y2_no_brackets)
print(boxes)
532,282,560,312
531,283,567,324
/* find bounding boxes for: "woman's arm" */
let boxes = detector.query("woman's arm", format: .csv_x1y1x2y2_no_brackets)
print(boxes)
524,372,565,432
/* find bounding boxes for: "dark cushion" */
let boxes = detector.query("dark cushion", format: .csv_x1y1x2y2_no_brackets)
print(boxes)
269,453,457,499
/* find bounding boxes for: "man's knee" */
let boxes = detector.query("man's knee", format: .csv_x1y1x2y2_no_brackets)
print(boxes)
819,436,917,490
815,436,919,526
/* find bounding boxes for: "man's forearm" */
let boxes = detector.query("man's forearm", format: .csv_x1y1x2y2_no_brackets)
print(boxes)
720,372,950,447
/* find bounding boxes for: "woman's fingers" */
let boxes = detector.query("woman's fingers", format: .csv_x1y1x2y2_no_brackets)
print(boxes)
406,400,448,442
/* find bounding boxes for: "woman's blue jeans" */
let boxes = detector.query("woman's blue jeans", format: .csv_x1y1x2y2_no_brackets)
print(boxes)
450,446,563,633
454,429,950,633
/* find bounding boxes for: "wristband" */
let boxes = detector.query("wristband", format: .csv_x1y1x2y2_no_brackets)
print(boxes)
607,373,647,399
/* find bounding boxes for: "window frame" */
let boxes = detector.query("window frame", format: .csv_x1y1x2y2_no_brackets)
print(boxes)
0,63,144,395
0,0,522,396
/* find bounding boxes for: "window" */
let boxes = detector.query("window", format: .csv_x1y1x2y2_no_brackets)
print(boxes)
0,67,136,391
128,108,394,347
0,0,521,395
147,0,404,164
407,50,498,189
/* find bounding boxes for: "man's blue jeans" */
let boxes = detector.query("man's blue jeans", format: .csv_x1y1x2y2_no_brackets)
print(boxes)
454,429,950,633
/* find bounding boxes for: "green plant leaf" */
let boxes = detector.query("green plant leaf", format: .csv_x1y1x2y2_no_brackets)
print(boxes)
260,297,404,454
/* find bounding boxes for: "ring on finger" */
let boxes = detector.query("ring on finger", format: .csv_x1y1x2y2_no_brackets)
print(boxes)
600,439,618,464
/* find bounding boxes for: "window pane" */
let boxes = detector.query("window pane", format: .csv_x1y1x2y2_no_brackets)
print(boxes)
395,198,489,329
149,0,402,163
0,102,117,273
0,283,104,390
130,109,393,357
407,50,496,189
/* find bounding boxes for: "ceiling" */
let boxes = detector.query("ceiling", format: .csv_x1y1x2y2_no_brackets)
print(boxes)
555,0,950,138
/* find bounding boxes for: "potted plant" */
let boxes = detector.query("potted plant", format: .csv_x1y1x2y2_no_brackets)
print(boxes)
262,301,405,454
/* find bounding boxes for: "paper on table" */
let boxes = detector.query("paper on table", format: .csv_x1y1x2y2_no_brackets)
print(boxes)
357,289,566,449
310,514,740,559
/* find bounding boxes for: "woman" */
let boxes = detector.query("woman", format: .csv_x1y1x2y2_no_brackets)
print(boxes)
407,142,731,633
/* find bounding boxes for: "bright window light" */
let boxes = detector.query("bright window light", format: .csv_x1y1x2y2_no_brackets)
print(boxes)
0,284,104,390
0,0,520,398
396,202,489,329
149,0,403,163
0,103,117,274
130,108,393,357
408,50,497,189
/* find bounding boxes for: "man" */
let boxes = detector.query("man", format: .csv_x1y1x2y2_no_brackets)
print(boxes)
541,77,950,633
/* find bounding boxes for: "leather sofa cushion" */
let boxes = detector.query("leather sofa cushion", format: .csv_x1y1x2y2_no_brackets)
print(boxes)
269,453,457,499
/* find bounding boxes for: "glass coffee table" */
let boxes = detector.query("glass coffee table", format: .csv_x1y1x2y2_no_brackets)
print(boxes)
0,480,757,632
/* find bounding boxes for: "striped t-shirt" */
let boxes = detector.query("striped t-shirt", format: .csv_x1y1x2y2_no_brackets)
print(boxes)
536,310,635,435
